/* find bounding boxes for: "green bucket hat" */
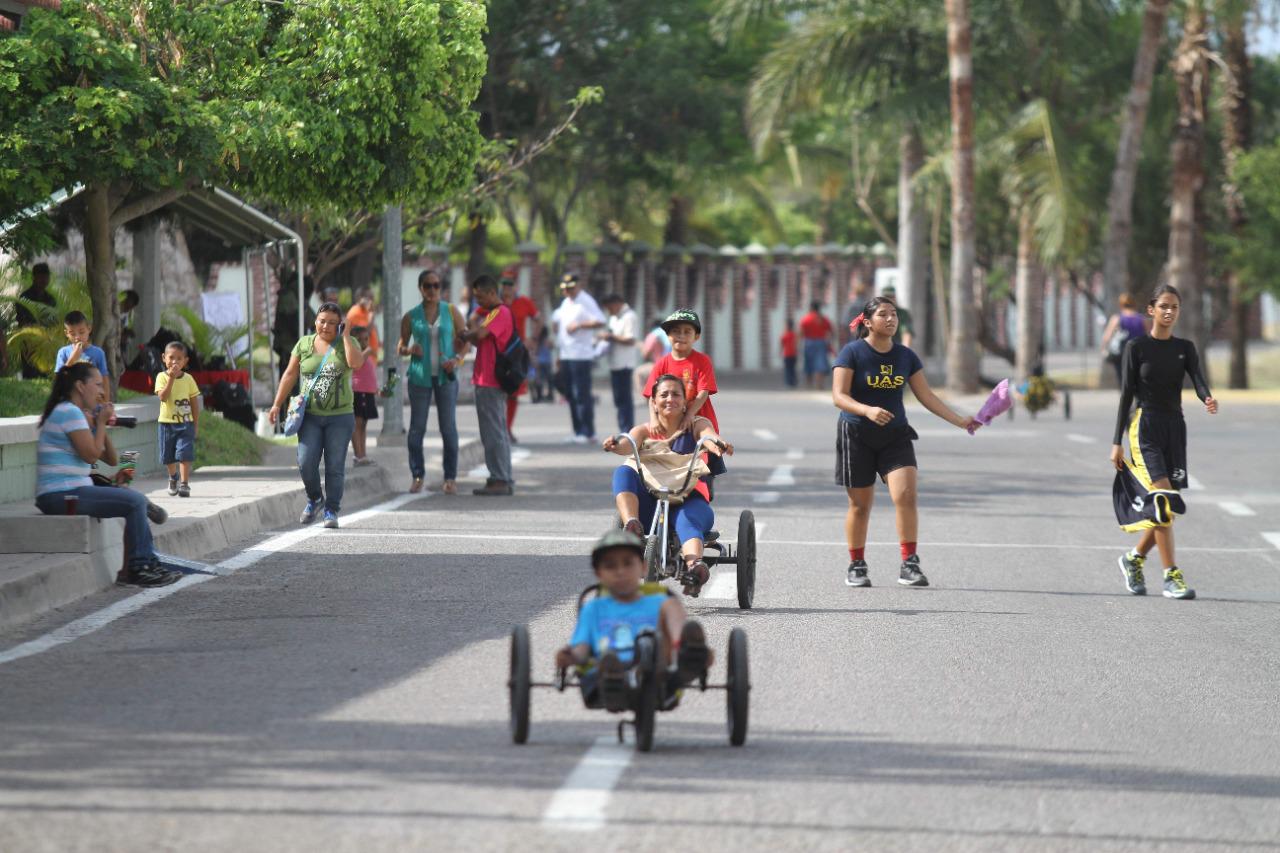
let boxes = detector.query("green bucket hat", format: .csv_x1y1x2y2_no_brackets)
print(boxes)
591,527,645,567
660,308,702,335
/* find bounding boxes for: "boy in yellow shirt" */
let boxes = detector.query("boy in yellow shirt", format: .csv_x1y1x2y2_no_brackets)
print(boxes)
155,342,200,497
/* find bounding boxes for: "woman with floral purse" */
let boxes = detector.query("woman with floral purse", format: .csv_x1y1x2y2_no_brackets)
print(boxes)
269,301,366,528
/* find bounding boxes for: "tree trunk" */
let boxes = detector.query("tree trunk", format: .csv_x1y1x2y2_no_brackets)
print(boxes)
465,212,488,286
898,123,928,356
1220,17,1252,389
1102,0,1171,309
83,183,122,389
663,195,690,247
1014,207,1045,383
1167,3,1209,361
945,0,979,392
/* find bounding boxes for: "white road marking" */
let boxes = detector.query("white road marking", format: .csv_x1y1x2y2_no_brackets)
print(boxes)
1186,474,1204,490
785,448,805,461
752,428,778,442
1218,501,1256,517
754,491,780,504
766,465,795,487
1066,433,1097,444
700,571,737,600
541,735,634,831
467,446,532,480
1263,533,1280,551
0,492,429,667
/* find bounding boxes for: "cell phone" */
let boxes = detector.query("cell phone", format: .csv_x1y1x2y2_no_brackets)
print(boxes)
338,322,346,336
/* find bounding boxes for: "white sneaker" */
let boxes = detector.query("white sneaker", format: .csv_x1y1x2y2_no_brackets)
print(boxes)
571,435,589,445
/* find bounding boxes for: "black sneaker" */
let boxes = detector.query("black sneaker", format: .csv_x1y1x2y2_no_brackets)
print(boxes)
177,482,190,498
676,621,710,685
846,559,871,587
597,651,628,712
117,562,181,588
146,500,168,525
167,477,179,496
898,554,929,587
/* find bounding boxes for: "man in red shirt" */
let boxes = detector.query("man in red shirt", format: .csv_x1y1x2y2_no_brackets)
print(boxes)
799,300,833,389
501,271,541,443
460,276,514,496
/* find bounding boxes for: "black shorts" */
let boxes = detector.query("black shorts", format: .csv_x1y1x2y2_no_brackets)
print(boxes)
835,419,918,489
1128,408,1187,490
353,391,380,421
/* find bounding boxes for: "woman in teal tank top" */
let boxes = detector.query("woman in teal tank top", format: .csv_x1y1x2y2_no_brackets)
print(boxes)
397,269,470,494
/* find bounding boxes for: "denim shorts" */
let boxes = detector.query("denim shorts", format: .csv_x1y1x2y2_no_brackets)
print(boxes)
158,422,196,464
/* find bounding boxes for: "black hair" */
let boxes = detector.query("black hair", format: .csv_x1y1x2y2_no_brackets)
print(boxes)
418,269,442,286
349,324,368,337
316,301,342,318
33,262,50,275
164,341,188,355
852,296,898,340
602,293,623,305
64,310,88,326
810,300,822,312
119,289,140,308
472,274,498,294
651,373,684,393
1148,283,1181,306
40,362,97,426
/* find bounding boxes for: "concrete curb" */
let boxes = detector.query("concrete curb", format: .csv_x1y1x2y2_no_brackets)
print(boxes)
0,438,485,633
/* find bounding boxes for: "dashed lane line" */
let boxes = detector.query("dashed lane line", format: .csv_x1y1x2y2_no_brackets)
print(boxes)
1263,533,1280,551
1066,433,1097,444
541,735,634,831
754,491,781,504
1218,501,1257,517
467,446,532,480
766,465,795,487
752,428,779,441
0,492,429,667
785,448,805,461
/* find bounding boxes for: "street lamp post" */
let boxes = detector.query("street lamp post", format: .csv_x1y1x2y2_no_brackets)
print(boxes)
379,205,406,445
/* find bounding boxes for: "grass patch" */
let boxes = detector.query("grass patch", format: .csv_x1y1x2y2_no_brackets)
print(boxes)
0,376,141,418
195,413,274,469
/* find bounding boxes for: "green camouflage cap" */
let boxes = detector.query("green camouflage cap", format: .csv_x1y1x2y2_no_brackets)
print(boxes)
591,527,646,566
661,308,701,335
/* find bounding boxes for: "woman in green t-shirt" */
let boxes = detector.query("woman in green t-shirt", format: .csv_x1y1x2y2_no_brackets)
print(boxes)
269,301,366,528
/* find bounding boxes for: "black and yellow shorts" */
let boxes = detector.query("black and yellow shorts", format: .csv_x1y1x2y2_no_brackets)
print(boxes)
1127,408,1188,491
835,420,918,489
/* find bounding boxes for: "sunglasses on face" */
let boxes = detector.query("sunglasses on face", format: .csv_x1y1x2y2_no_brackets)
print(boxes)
421,282,441,290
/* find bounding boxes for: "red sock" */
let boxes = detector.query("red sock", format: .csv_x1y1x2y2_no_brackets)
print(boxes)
900,541,917,560
849,547,865,561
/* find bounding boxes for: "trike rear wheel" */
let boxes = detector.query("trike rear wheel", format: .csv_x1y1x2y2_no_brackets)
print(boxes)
509,625,531,744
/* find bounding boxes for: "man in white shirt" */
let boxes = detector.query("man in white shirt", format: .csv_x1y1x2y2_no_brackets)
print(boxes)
551,273,606,442
600,293,639,432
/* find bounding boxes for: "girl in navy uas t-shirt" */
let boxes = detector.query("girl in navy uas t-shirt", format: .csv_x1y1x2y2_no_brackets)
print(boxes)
832,296,976,589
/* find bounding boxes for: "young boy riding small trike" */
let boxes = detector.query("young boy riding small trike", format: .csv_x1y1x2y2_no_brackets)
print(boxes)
508,528,751,751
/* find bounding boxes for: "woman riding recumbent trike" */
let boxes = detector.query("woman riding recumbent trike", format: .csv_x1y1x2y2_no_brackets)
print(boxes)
601,376,757,609
508,528,750,752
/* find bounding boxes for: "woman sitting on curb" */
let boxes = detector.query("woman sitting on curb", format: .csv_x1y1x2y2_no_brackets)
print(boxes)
34,363,181,587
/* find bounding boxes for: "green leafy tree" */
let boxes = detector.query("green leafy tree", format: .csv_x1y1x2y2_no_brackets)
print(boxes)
1,0,486,383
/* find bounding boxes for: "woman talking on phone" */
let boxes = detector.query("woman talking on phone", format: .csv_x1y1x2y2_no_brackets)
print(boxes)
269,301,366,529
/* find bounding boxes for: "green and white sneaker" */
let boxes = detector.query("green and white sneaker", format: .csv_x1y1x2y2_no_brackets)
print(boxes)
1163,568,1196,600
1118,550,1146,595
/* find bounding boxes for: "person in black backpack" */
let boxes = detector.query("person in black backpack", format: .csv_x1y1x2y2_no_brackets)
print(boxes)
460,276,515,496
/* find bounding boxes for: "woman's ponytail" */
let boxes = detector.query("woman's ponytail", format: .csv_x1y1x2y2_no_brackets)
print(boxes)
40,362,95,426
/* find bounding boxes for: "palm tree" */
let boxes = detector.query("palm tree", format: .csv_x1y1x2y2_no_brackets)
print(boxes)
1167,0,1212,363
718,0,946,352
945,0,978,393
1218,1,1252,388
1101,0,1173,310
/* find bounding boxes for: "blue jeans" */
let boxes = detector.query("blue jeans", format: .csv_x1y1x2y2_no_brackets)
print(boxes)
35,485,156,567
407,380,459,481
564,359,596,438
297,412,355,513
610,368,634,433
611,466,714,542
783,356,798,387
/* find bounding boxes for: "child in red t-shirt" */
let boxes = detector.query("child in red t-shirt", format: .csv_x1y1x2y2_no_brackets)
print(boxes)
780,318,798,387
643,309,726,475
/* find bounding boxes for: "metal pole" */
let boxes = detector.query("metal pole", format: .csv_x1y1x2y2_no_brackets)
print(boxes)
295,239,305,344
379,205,406,444
243,247,254,409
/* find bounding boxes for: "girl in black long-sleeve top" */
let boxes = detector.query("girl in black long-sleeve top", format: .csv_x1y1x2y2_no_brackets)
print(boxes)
1109,284,1218,600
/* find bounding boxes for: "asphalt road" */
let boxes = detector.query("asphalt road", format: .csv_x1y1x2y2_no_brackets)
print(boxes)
2,384,1278,852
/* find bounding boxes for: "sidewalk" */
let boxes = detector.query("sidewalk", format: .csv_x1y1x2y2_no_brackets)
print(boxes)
0,424,482,633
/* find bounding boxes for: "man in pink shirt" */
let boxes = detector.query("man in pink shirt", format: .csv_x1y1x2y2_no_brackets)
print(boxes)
460,275,514,495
